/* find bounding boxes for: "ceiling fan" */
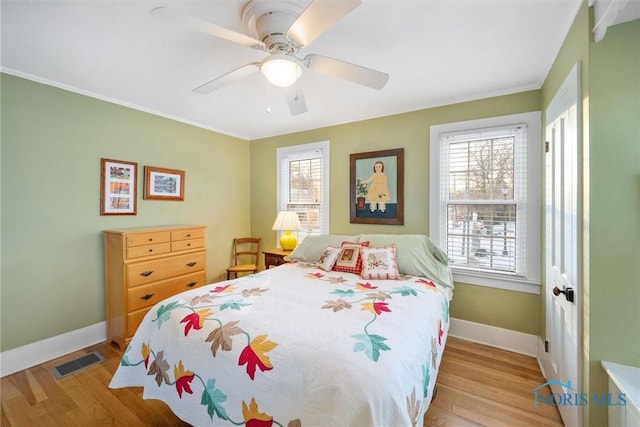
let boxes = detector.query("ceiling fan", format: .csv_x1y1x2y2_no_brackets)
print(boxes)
150,0,389,115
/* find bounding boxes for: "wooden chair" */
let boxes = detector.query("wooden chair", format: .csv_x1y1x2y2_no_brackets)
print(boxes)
226,237,261,280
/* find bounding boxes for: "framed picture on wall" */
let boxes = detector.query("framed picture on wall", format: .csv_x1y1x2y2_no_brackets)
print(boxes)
143,166,185,201
100,158,138,215
350,148,404,225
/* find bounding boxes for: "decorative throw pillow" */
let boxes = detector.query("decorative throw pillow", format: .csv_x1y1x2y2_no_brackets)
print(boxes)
284,234,361,263
360,244,400,280
333,241,370,274
315,246,341,271
359,234,452,288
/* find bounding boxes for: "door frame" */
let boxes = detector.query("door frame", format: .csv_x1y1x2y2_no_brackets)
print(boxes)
538,62,583,427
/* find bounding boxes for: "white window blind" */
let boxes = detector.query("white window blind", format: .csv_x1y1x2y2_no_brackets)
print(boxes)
277,141,330,242
429,112,541,293
440,125,527,277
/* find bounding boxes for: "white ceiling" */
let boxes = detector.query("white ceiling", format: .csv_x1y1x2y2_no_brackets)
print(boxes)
0,0,604,140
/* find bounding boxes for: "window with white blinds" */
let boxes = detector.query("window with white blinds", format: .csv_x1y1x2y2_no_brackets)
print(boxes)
442,125,526,276
430,112,541,293
277,141,330,242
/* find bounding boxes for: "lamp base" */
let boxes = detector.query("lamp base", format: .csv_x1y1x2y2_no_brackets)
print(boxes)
280,231,297,251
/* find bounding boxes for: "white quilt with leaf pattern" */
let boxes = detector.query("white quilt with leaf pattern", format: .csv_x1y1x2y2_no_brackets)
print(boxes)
109,262,451,426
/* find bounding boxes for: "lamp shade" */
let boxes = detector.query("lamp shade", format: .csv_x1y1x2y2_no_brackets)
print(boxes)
261,54,302,87
272,211,301,250
271,211,301,231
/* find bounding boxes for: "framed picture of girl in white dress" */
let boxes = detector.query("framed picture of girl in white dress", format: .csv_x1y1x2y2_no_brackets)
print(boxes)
350,148,404,225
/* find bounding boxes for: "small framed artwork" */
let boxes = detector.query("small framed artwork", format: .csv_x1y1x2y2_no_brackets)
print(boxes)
100,158,137,215
144,166,185,201
350,148,404,225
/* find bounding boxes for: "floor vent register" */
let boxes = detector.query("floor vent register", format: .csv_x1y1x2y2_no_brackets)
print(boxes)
50,351,105,379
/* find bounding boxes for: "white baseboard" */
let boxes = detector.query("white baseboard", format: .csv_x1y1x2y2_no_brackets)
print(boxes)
448,317,538,357
0,322,106,377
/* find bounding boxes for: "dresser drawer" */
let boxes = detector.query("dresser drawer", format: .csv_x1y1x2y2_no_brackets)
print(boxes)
127,251,206,287
172,228,205,241
127,242,171,259
126,231,171,247
171,237,205,252
128,270,206,312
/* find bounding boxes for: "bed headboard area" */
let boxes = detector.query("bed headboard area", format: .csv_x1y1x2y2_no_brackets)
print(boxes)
285,233,453,290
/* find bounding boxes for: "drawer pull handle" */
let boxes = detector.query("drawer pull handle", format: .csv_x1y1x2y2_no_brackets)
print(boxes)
141,293,155,300
187,243,191,247
186,281,197,287
186,234,191,237
186,261,197,267
148,238,153,242
148,249,153,252
140,270,154,277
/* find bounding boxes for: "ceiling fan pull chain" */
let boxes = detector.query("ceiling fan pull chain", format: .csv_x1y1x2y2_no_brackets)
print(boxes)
266,80,272,114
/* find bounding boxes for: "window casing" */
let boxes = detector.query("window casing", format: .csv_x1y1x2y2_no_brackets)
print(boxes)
429,112,541,294
277,141,330,243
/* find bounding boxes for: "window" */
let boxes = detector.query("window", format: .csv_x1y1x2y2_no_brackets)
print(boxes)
429,112,541,293
277,141,330,242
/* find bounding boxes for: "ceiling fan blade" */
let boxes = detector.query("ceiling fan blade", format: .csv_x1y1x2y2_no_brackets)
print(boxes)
287,0,361,47
150,7,265,51
305,54,389,90
283,85,308,115
193,63,260,94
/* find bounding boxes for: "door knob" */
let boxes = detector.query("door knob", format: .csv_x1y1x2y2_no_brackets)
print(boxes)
552,286,575,303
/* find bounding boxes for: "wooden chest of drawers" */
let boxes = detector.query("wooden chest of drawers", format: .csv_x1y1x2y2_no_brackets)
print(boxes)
104,225,207,349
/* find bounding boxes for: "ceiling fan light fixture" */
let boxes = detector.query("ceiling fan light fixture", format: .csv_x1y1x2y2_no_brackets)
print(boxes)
260,54,302,87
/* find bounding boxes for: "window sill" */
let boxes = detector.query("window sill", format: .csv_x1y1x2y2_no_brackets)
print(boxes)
452,269,541,294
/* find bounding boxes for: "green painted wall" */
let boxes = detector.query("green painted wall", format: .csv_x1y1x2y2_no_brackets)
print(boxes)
0,74,543,352
541,4,640,425
450,283,540,335
249,91,543,335
0,74,252,351
586,17,640,427
588,14,640,368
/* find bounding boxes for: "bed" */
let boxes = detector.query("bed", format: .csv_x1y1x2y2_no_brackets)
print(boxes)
109,234,453,426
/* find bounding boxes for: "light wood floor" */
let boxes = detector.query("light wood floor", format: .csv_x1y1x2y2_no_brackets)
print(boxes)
425,337,563,426
1,337,563,426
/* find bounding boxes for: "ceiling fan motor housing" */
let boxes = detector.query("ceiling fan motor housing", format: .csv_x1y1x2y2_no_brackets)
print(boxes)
184,0,386,114
241,0,306,53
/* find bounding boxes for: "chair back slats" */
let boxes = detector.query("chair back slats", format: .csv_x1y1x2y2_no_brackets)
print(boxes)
227,237,261,279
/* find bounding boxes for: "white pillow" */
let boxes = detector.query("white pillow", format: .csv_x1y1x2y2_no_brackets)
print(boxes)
360,245,400,280
315,246,341,271
285,234,360,263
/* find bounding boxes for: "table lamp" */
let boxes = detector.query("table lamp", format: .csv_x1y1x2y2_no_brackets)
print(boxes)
272,211,301,250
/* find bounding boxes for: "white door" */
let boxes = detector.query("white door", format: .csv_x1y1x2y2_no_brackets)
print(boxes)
542,63,582,427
